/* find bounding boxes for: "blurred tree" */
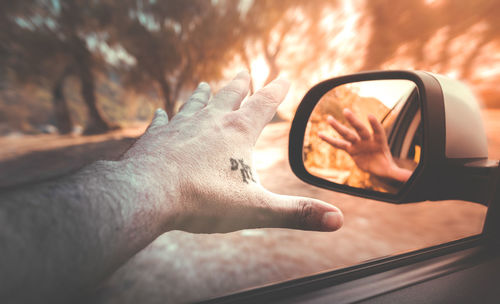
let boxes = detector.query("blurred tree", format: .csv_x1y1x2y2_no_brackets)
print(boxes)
105,0,242,119
1,0,114,134
438,0,500,79
1,1,74,133
360,0,438,71
3,0,500,134
235,0,340,91
1,0,348,129
59,0,115,134
360,0,500,81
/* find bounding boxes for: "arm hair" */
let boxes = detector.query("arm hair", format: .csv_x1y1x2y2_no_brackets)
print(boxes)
0,160,166,303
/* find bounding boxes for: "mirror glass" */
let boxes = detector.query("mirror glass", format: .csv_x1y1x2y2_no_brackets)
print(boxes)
303,80,422,194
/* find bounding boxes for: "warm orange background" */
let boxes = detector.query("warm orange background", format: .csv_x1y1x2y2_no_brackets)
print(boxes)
1,1,499,302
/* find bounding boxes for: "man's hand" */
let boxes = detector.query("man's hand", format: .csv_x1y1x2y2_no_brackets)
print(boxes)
318,109,411,183
123,71,343,233
0,72,343,303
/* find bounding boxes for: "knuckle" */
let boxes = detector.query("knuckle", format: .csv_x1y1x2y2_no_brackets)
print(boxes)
191,90,208,101
221,112,251,134
296,201,315,227
147,120,166,133
361,131,371,139
189,95,207,106
220,83,245,99
349,133,360,142
255,88,279,106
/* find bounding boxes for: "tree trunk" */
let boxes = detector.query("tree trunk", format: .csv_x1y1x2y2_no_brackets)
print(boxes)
460,35,488,80
52,67,73,134
158,77,175,120
73,37,112,134
240,48,254,94
264,61,280,87
262,35,283,86
262,47,283,123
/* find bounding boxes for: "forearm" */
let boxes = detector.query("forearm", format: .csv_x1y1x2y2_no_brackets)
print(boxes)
0,72,345,303
0,159,171,303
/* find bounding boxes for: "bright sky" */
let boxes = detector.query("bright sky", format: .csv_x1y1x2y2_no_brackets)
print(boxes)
350,80,417,108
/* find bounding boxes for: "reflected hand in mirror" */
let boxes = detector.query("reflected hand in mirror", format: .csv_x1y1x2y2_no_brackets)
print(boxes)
303,79,421,194
318,108,412,183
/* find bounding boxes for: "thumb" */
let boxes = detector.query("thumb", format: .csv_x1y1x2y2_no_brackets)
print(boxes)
263,192,344,232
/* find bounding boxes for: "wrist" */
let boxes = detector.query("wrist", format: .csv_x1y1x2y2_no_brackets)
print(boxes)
387,163,413,183
107,157,181,234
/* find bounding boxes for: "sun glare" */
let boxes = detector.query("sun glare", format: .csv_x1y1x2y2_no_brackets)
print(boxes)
354,80,417,108
250,56,270,89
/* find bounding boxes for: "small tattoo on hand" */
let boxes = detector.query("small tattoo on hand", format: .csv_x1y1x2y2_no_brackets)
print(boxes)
230,158,239,170
230,157,256,183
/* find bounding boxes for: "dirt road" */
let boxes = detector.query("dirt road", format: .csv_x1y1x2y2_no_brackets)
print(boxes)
2,111,498,303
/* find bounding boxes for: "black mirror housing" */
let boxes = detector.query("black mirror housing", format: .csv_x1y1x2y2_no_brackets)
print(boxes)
289,70,497,204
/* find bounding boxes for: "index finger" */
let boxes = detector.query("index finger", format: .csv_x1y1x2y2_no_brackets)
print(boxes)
177,82,211,117
210,71,250,111
238,77,290,136
368,114,387,143
326,115,360,143
344,108,371,140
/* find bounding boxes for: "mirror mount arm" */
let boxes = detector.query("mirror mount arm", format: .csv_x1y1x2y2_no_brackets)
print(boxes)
483,162,500,244
432,159,500,206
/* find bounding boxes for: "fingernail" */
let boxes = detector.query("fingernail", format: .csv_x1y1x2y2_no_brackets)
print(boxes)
197,82,209,90
154,108,165,117
272,76,290,87
321,212,343,231
318,132,328,139
274,74,288,81
234,70,249,79
343,108,353,116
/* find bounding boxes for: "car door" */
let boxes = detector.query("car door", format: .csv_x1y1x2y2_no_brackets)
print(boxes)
205,71,500,304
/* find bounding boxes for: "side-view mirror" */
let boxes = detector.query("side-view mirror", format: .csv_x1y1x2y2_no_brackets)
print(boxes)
289,70,499,204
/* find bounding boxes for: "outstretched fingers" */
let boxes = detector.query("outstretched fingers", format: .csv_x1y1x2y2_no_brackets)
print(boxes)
344,108,371,140
326,115,360,143
178,82,211,117
318,132,351,151
368,114,387,143
210,71,250,111
239,77,291,137
146,108,169,132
